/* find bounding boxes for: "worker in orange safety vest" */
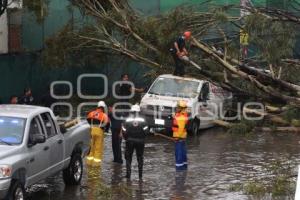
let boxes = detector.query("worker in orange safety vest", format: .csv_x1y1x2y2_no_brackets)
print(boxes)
86,101,109,166
172,100,189,170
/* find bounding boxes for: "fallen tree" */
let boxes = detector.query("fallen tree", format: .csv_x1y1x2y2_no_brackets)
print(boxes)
44,0,300,132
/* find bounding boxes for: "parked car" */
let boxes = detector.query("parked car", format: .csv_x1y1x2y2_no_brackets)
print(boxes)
140,74,232,134
0,105,90,200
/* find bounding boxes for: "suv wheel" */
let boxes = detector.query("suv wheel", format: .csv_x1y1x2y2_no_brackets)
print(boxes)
191,118,200,135
63,154,83,185
7,180,25,200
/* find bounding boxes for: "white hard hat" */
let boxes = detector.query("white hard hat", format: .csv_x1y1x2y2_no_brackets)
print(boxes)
131,104,141,112
97,101,106,108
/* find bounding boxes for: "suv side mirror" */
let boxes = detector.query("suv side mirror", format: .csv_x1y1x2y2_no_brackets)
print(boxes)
34,134,46,144
198,93,210,102
59,124,67,134
29,134,46,147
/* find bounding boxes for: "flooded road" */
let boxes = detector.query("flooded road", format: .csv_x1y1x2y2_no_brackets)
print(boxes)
27,128,300,200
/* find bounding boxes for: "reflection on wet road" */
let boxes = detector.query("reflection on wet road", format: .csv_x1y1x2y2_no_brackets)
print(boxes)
27,128,300,199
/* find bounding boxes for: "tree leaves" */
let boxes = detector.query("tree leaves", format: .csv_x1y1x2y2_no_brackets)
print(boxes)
23,0,49,24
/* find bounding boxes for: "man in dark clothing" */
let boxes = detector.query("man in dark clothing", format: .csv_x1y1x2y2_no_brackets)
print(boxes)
122,104,148,179
40,86,56,108
19,87,34,105
118,74,144,99
119,74,132,98
170,31,192,76
108,105,124,164
117,74,144,117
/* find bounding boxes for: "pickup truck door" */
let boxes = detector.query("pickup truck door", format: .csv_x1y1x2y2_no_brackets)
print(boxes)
40,112,64,175
26,116,51,186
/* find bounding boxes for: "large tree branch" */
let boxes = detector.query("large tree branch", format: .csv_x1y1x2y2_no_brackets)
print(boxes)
77,33,162,69
192,37,300,105
73,0,159,53
206,42,300,93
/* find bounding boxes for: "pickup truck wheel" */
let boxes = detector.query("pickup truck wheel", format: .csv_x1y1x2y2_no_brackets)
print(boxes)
190,118,200,135
63,154,83,185
6,180,25,200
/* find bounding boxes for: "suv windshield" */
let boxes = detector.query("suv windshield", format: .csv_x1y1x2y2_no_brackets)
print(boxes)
0,117,26,145
148,77,200,98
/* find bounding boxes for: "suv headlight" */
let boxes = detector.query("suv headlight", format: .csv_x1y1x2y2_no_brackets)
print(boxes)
0,165,12,178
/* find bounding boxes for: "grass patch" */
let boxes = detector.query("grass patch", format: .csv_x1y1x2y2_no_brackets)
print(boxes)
228,160,296,198
244,181,266,196
227,119,257,135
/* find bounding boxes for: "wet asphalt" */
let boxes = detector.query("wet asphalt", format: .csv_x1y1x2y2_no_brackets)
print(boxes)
26,128,300,200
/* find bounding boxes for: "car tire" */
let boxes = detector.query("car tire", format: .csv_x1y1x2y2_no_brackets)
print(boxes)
188,118,200,135
63,154,83,186
6,180,25,200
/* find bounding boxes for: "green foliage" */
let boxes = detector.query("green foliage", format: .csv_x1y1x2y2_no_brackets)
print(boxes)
43,23,75,67
93,183,113,199
291,119,300,127
228,183,243,192
130,6,200,64
23,0,49,24
213,10,228,23
43,23,109,68
280,63,300,84
43,0,300,107
282,106,300,122
229,160,296,198
226,42,240,60
244,181,267,195
271,176,293,196
245,13,296,66
71,0,129,12
41,1,235,71
266,160,296,197
227,119,257,135
269,123,278,132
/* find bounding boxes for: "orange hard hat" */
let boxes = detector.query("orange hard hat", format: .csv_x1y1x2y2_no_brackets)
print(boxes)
183,31,192,39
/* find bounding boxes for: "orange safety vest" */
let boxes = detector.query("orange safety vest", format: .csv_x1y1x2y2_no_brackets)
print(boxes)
172,112,188,139
87,109,109,128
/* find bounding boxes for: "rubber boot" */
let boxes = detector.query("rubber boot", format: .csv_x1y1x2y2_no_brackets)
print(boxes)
93,128,104,166
126,161,131,179
126,168,131,179
137,155,143,180
86,127,96,166
138,169,143,180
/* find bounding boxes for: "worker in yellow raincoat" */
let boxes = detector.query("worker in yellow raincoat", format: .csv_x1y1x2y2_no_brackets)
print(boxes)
86,101,109,166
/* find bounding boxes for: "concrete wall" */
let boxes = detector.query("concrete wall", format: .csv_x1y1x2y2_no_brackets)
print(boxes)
0,12,8,54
